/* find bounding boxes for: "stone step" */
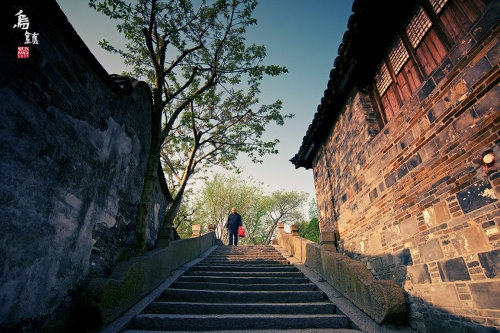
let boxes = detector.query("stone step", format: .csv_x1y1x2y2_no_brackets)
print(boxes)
204,255,287,260
156,289,329,303
208,250,285,255
188,264,297,272
208,249,286,257
206,250,287,255
170,281,318,291
129,313,352,331
147,301,336,314
201,260,288,264
205,260,288,264
172,275,311,284
123,245,361,332
209,250,285,254
122,328,362,333
184,270,304,278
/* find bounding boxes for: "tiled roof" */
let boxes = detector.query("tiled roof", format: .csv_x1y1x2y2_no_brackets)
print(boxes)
290,0,419,169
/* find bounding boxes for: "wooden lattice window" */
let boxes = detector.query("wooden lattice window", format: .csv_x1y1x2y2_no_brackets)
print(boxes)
375,63,392,96
388,38,409,75
372,0,488,128
406,7,432,48
430,0,450,14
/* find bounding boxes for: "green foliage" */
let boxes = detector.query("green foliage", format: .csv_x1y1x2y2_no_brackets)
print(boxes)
308,198,318,220
89,0,291,251
192,173,267,245
172,190,195,237
298,217,320,243
192,174,309,245
261,190,308,244
89,0,288,109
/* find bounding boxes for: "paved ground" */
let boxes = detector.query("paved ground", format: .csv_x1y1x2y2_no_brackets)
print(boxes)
100,245,416,333
274,246,416,333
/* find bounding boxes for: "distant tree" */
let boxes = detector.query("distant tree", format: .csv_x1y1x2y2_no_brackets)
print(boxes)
193,173,266,244
89,0,290,253
298,217,319,243
308,198,318,220
262,190,308,244
241,197,269,245
171,189,195,238
159,89,292,235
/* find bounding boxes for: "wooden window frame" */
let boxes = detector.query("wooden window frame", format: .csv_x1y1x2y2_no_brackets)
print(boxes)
371,0,488,128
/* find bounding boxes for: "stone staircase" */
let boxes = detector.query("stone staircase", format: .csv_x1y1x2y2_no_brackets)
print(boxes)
118,245,363,332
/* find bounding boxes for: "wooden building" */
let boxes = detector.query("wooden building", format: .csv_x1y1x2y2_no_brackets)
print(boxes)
291,0,499,331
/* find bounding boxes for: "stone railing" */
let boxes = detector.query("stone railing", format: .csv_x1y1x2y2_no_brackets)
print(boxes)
276,222,407,325
78,225,216,327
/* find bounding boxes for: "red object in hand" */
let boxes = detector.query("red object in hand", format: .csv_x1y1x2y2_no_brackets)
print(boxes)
238,226,245,237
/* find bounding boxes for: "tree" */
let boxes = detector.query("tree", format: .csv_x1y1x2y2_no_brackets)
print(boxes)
193,173,266,244
160,87,292,233
262,190,308,244
89,0,289,253
171,189,195,237
298,217,319,243
308,198,318,220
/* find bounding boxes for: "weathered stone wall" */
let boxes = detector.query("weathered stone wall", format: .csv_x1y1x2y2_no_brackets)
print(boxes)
313,6,500,333
276,223,407,325
80,232,216,330
0,0,168,329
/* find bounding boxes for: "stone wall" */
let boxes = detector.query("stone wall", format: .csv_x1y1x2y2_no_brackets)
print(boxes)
0,0,168,329
276,223,407,326
313,4,500,333
79,231,216,331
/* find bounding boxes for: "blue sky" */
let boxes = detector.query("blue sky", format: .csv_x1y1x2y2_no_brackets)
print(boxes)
56,0,354,203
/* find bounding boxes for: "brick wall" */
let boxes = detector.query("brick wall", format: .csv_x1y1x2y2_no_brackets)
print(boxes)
0,0,168,329
313,5,500,332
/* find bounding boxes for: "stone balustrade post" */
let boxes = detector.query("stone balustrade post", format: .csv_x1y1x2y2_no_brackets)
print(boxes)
320,231,337,252
291,224,300,237
277,222,285,234
191,224,201,238
156,224,174,247
276,222,285,244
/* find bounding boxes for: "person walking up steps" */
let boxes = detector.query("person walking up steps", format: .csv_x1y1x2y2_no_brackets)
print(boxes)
225,207,242,246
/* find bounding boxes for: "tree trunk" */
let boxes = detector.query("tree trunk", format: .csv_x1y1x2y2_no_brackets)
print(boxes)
265,221,278,245
135,109,163,254
163,186,184,229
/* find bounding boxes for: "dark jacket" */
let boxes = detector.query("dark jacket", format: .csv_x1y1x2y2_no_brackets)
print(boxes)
226,213,242,230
